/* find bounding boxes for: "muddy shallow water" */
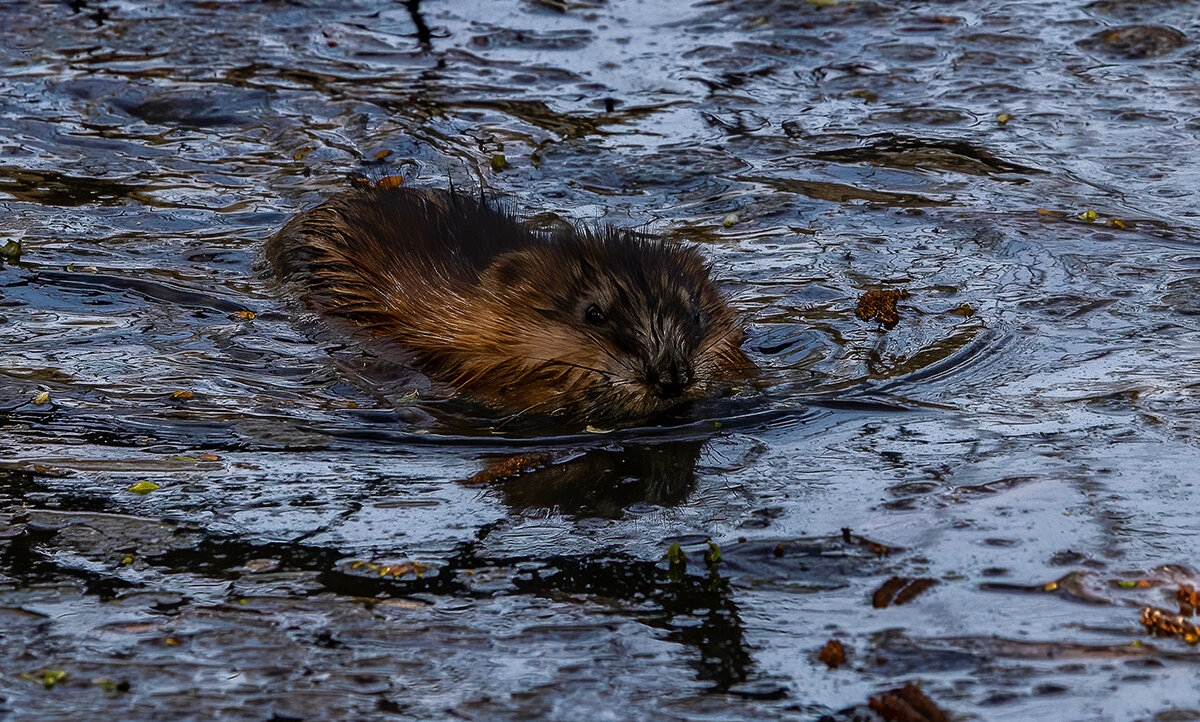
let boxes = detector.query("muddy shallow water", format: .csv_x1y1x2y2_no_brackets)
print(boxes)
3,0,1200,719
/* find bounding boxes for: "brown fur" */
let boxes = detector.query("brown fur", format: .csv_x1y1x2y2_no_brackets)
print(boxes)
266,186,752,424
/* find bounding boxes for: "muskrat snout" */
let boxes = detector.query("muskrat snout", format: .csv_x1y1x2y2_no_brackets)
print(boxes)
645,358,694,399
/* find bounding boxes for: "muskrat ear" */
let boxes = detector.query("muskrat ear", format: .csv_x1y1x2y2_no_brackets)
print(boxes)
482,248,538,288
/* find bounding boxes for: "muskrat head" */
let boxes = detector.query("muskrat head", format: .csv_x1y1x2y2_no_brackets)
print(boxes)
473,228,751,424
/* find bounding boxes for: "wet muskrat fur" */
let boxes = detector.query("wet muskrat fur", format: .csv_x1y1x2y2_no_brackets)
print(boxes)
266,186,752,424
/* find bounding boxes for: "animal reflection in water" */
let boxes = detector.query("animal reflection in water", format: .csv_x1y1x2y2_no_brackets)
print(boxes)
466,440,704,517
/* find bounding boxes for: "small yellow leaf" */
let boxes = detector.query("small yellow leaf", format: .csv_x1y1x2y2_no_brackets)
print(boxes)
170,390,194,400
490,154,507,171
375,175,404,190
32,391,50,405
128,481,160,495
1078,209,1098,222
231,310,255,320
40,670,67,689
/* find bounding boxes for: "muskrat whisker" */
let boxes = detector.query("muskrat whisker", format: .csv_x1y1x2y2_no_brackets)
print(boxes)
533,357,618,383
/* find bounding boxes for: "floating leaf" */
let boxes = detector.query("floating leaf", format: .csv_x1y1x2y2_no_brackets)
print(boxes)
170,390,193,400
721,213,739,228
996,112,1015,125
1078,209,1098,222
94,678,130,694
490,154,507,172
872,576,938,608
128,481,160,495
32,391,50,405
230,310,255,320
705,541,722,565
0,239,20,263
855,288,910,330
869,682,949,722
373,148,393,160
818,639,846,669
375,175,404,190
292,147,315,161
22,669,67,689
666,542,686,568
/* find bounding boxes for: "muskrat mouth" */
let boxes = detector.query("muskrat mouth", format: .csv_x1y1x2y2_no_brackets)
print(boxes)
645,363,695,400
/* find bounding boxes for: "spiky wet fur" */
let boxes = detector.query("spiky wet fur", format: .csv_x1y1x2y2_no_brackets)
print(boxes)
266,186,752,424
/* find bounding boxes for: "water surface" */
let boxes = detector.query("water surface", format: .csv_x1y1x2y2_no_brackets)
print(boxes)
3,0,1200,719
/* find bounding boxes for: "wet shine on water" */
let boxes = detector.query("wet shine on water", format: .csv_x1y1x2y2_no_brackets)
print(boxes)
3,0,1200,719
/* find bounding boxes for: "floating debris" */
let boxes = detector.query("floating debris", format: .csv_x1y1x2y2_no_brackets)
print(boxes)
818,639,846,669
872,576,938,608
0,238,20,263
1178,583,1200,611
128,481,160,495
349,559,429,579
93,678,130,695
19,669,67,690
855,289,910,329
869,681,950,722
1140,606,1200,644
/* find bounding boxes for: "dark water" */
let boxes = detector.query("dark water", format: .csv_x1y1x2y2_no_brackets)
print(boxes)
3,0,1200,719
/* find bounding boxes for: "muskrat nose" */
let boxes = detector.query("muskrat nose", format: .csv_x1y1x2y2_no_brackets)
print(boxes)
647,361,693,399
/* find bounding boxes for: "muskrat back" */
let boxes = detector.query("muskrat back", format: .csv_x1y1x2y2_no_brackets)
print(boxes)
267,186,752,424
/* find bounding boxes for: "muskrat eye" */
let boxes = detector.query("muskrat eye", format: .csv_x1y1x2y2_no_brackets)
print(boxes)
584,304,607,324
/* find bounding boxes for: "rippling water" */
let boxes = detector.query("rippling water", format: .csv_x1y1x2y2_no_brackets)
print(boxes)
4,0,1200,719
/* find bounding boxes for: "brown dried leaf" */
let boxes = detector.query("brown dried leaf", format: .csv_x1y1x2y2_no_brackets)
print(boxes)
873,577,938,608
855,289,910,330
818,639,846,669
1141,606,1200,644
869,681,950,722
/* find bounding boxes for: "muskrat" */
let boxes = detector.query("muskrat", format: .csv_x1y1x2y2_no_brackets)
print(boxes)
266,185,752,424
